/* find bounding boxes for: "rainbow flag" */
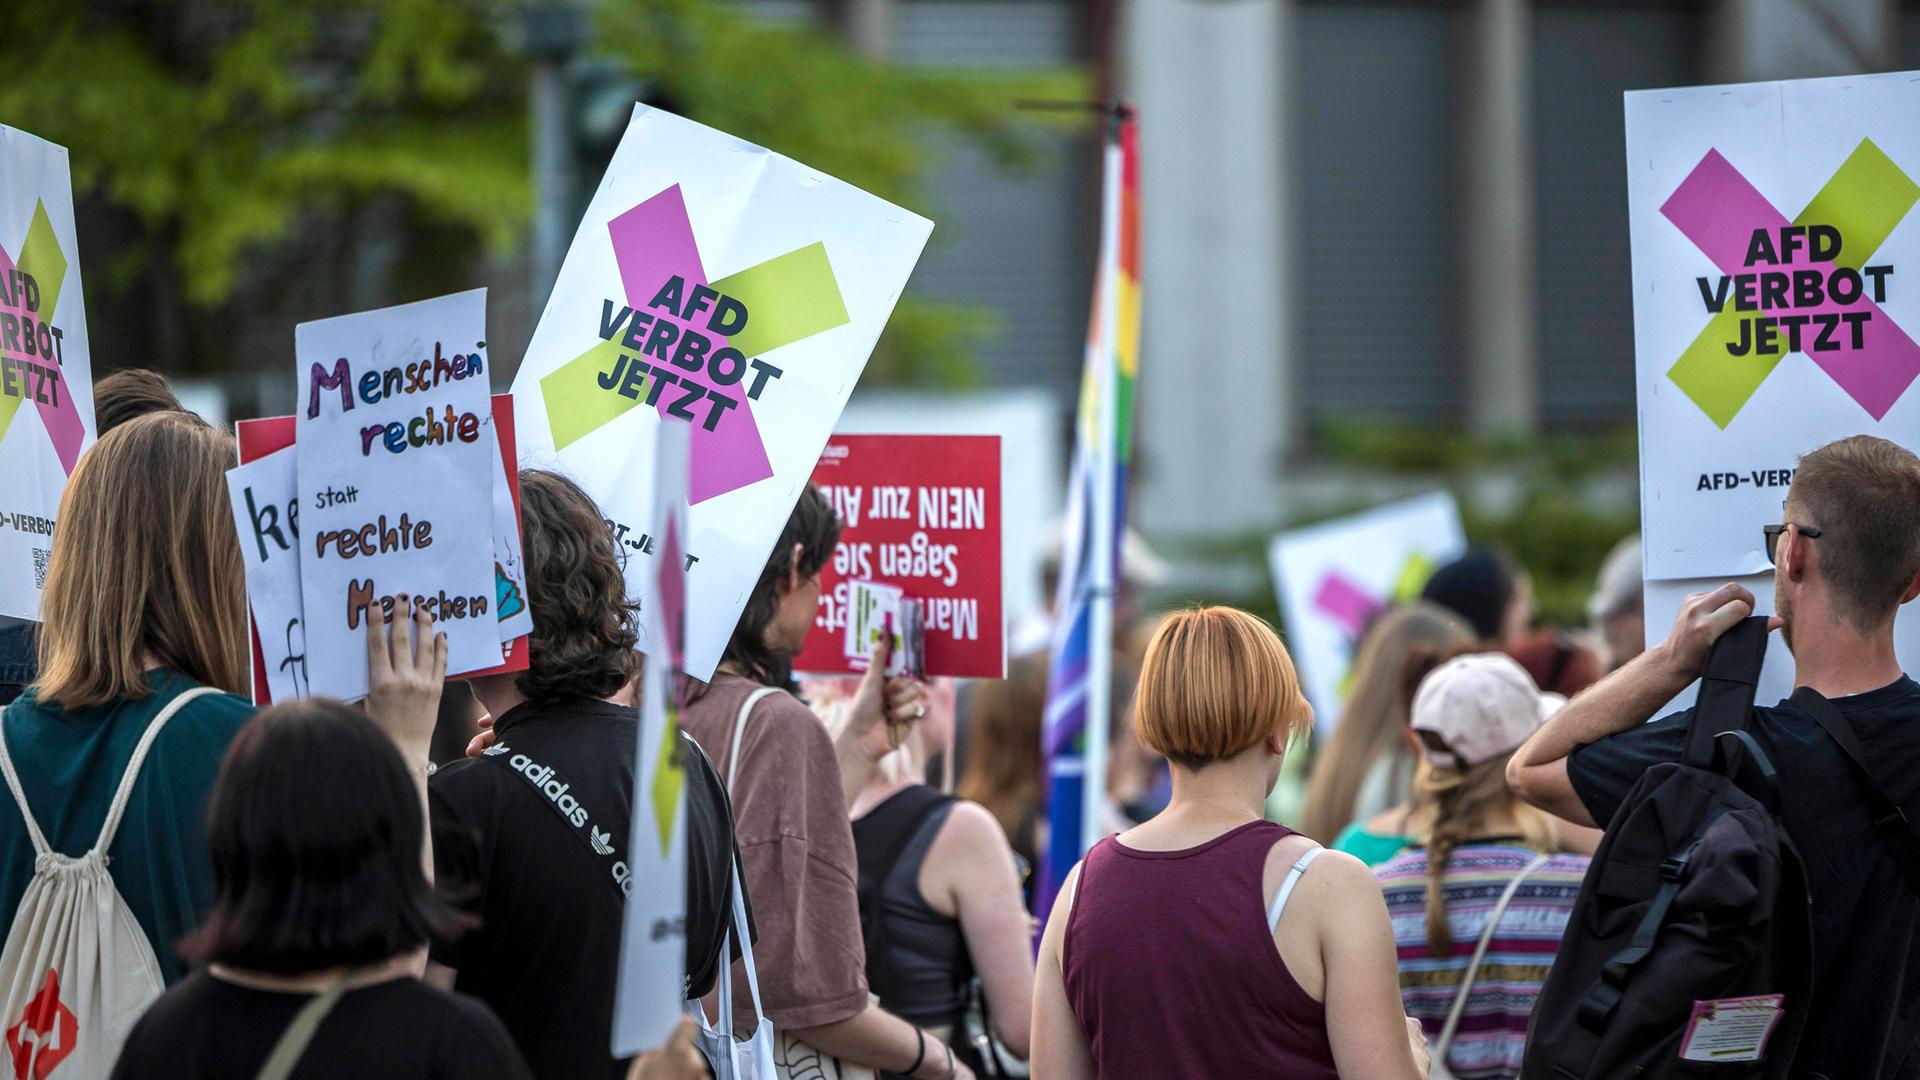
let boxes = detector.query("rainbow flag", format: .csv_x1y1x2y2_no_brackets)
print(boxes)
1038,111,1139,915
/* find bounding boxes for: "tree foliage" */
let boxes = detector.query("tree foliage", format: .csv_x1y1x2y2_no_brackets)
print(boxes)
1,0,1080,381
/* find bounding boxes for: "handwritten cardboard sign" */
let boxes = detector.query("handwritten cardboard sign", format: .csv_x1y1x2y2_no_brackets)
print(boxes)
294,289,501,699
228,445,306,701
238,394,530,705
797,434,1004,678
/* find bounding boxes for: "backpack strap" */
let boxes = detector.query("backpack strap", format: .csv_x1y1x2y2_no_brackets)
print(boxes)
94,686,220,858
0,711,50,859
1433,853,1550,1067
724,688,779,792
252,968,360,1080
717,686,778,981
1789,686,1920,899
0,684,219,861
1576,835,1701,1035
1683,616,1771,768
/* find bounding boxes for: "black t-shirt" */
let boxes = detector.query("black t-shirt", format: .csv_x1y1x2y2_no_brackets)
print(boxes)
1569,677,1920,1079
429,695,740,1080
110,971,531,1079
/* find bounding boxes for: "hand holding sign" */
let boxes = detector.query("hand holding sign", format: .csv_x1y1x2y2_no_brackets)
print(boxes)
363,595,448,764
848,628,928,761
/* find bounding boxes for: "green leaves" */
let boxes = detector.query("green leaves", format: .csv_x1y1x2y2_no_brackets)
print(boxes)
5,0,1081,386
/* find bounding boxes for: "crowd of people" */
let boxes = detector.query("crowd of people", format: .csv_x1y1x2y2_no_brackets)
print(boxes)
2,367,1919,1079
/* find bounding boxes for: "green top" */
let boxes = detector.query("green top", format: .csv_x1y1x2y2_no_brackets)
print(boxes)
0,670,253,984
1331,821,1414,868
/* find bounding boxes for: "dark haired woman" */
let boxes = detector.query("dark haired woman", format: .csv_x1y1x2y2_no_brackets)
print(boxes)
428,469,741,1079
680,486,974,1080
108,697,526,1078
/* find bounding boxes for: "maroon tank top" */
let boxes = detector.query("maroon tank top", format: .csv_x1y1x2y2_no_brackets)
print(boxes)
1062,820,1339,1077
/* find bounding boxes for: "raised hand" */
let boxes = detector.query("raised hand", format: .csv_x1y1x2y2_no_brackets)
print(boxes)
365,595,448,765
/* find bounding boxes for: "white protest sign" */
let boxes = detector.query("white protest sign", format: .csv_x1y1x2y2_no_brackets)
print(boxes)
512,104,933,679
227,446,308,701
1629,72,1920,581
295,288,501,700
0,125,96,620
1268,493,1466,735
614,420,691,1056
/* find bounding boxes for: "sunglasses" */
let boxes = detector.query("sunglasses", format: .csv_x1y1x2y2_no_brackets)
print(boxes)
1763,522,1822,565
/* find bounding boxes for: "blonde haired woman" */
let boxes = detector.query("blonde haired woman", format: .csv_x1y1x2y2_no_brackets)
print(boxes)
1300,603,1476,847
0,412,445,986
1032,606,1429,1079
1373,654,1591,1080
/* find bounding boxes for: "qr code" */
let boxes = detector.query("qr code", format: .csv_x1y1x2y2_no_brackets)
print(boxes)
32,549,49,590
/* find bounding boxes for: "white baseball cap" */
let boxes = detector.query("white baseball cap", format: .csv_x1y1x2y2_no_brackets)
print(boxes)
1411,653,1563,769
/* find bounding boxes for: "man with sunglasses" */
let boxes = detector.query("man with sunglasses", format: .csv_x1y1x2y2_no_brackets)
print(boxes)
1509,435,1920,1080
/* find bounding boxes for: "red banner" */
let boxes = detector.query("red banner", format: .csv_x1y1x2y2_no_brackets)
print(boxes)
796,435,1004,678
238,393,529,704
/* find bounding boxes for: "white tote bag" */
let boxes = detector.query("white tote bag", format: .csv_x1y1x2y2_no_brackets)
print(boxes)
0,686,217,1080
1429,853,1551,1080
687,853,779,1080
720,688,876,1080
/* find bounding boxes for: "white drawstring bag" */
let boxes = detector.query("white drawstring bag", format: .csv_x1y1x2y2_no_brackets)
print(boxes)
687,852,778,1080
0,686,216,1080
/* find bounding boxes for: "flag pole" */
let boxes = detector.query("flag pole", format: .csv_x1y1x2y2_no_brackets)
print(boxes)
1081,113,1125,858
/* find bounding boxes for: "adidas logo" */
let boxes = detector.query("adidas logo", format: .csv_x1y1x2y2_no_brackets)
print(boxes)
482,741,510,757
590,825,614,856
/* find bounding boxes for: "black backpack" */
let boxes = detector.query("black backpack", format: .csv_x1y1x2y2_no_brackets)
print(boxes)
1525,616,1814,1079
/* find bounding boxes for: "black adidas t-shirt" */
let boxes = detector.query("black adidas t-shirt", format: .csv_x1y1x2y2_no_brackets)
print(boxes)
110,971,531,1079
429,696,743,1080
1570,677,1920,1079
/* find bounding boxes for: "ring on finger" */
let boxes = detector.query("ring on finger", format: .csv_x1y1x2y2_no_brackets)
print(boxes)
913,703,926,720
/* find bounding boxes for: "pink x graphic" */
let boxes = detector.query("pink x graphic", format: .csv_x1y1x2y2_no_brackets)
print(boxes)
0,229,85,476
1661,143,1920,423
1312,570,1381,641
609,187,773,503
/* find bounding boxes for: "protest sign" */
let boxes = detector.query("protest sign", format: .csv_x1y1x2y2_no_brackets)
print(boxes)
795,434,1004,678
295,289,501,700
613,421,691,1056
0,125,96,620
1267,493,1466,736
836,390,1063,639
239,395,529,704
1629,72,1920,581
512,104,934,679
228,446,306,701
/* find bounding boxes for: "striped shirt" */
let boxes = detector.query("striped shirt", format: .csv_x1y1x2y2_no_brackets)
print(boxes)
1375,843,1589,1080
